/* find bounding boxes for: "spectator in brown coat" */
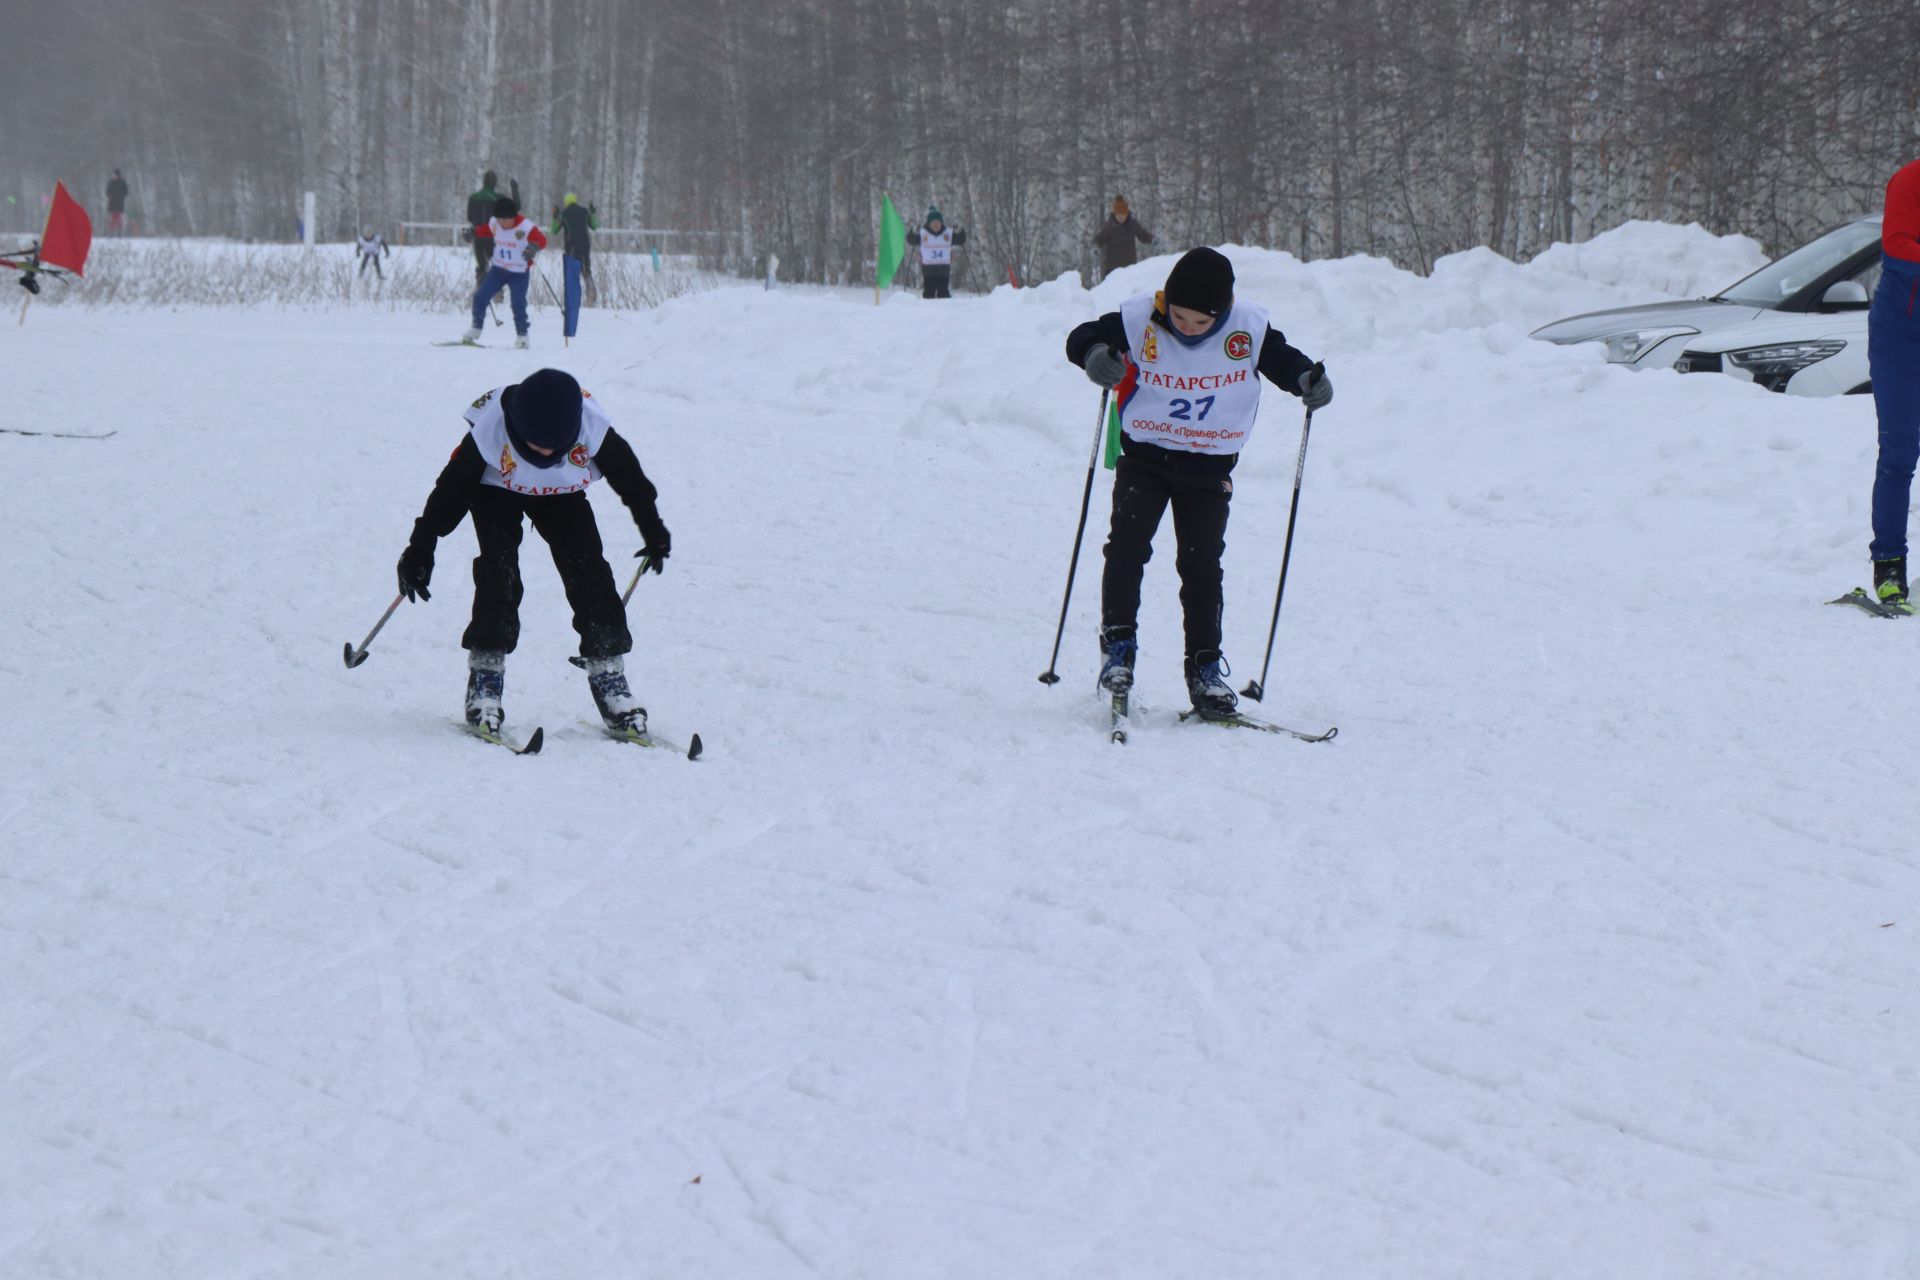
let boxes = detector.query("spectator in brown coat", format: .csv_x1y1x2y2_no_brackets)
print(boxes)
1093,195,1154,278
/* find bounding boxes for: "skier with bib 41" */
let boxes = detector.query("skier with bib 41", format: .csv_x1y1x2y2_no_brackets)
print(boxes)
1065,246,1332,719
394,369,673,737
459,196,546,349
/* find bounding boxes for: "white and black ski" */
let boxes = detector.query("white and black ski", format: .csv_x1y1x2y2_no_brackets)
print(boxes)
589,720,704,760
1,426,117,439
431,340,486,348
1829,587,1914,618
1109,690,1130,744
462,720,544,754
1178,709,1337,743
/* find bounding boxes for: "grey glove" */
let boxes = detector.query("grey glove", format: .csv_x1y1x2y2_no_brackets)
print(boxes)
1082,343,1128,390
1297,365,1332,410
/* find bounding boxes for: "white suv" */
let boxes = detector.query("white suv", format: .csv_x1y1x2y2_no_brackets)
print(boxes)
1531,218,1883,396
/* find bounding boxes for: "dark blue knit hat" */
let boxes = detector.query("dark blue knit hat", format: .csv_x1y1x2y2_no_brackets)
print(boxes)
926,206,944,224
504,368,582,468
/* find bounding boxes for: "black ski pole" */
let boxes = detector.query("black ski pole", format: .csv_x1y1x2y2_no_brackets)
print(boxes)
1038,389,1111,685
1243,363,1323,703
342,591,405,668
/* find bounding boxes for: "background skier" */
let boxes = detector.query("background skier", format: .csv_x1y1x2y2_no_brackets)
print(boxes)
461,170,518,284
1064,246,1332,718
106,169,129,235
394,368,673,738
905,206,965,298
550,193,598,297
460,196,545,348
1868,156,1920,610
355,227,390,280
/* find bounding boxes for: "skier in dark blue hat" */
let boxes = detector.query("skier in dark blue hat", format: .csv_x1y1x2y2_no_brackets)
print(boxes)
395,369,673,735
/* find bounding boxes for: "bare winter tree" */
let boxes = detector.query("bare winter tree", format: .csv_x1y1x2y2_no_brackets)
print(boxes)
3,0,1915,282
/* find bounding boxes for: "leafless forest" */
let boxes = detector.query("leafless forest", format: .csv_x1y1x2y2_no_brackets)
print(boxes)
5,0,1916,285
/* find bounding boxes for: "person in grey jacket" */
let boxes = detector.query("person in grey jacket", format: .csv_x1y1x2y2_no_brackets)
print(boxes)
1093,195,1154,278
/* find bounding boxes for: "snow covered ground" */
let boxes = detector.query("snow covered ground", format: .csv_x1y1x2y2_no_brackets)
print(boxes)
7,223,1920,1278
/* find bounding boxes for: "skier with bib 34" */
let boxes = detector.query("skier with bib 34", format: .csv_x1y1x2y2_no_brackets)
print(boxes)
1065,246,1332,719
905,207,966,298
395,368,672,737
459,196,546,348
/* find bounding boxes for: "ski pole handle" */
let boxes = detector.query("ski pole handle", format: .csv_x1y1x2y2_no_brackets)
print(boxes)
620,555,653,607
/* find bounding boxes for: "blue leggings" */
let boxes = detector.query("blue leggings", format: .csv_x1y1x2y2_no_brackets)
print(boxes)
1870,318,1920,560
472,266,530,336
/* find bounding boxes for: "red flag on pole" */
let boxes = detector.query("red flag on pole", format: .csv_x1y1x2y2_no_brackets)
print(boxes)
40,181,92,276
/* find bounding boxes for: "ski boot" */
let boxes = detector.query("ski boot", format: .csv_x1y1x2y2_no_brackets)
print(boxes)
513,333,530,350
1875,556,1908,608
1185,649,1239,721
457,326,482,346
585,656,647,734
465,650,506,731
1098,625,1137,694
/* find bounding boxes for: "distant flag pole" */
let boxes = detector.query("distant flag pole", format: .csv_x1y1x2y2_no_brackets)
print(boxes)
15,179,91,325
875,193,905,305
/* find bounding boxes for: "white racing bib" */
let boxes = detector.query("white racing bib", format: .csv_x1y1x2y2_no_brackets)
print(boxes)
1116,293,1269,455
465,384,613,496
487,218,537,273
919,228,953,266
356,235,382,258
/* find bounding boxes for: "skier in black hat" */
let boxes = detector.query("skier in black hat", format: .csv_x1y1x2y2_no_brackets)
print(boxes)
395,369,673,736
1064,246,1332,719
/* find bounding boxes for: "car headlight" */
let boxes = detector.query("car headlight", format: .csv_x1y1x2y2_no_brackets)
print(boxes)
1597,326,1698,363
1724,339,1846,392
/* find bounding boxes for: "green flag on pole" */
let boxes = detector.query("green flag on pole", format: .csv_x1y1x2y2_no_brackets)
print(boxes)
1103,395,1122,469
875,194,906,301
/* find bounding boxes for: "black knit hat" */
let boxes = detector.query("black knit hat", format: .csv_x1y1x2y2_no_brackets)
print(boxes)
1163,247,1235,317
492,195,520,220
503,368,583,468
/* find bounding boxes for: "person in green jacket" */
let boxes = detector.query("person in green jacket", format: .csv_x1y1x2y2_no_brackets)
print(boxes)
550,193,600,302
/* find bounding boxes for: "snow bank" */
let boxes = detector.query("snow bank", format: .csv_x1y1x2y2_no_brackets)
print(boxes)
3,222,1909,1280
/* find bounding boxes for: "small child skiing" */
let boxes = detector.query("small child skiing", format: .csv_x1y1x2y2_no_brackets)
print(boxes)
355,228,390,280
904,207,966,299
1064,246,1332,719
395,368,673,737
459,196,546,349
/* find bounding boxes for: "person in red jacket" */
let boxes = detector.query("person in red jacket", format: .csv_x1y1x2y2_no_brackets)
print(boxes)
458,196,547,349
1868,158,1920,607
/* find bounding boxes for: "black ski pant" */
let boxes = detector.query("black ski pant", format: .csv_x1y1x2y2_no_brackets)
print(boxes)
1101,453,1232,658
462,486,632,659
358,255,383,280
921,265,951,299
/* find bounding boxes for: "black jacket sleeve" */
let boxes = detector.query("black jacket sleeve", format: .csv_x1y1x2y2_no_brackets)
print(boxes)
952,229,968,247
1257,327,1316,396
1133,221,1154,245
411,434,486,545
593,428,666,535
1065,310,1129,367
905,229,921,246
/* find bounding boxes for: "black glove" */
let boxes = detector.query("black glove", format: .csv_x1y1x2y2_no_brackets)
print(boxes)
1081,343,1128,390
1297,365,1333,411
635,521,671,574
397,541,434,602
460,227,475,245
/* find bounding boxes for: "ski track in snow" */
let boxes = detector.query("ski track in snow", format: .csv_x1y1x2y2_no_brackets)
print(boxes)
6,227,1920,1278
